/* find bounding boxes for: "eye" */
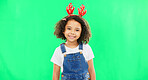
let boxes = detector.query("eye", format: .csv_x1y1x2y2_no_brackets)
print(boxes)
76,30,79,31
67,28,71,30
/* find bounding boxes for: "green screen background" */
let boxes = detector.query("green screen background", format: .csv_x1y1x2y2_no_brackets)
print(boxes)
0,0,148,80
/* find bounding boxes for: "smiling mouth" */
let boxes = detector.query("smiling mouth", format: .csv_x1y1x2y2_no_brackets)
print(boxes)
68,35,76,39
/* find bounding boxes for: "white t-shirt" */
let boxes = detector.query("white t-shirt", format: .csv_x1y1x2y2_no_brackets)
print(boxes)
50,43,94,72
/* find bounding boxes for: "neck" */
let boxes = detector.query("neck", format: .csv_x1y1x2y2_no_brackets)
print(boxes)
65,41,79,48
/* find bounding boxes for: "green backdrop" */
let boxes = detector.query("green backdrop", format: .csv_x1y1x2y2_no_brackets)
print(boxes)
0,0,148,80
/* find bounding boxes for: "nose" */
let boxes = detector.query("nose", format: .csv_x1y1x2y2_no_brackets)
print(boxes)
70,30,75,34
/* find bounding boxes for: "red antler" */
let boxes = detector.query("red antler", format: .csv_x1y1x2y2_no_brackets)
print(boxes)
66,3,75,15
78,4,87,16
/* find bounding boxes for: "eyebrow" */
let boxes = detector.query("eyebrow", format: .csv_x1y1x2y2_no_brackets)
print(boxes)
66,26,81,29
67,26,71,28
75,27,80,29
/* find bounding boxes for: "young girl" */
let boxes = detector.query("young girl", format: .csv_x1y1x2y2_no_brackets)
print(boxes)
51,3,96,80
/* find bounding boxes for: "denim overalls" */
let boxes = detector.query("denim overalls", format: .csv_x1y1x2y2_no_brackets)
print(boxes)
60,42,90,80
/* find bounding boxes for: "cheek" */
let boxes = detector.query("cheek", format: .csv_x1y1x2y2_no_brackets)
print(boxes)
77,31,81,36
64,31,69,35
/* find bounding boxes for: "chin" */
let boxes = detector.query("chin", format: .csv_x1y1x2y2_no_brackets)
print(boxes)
67,39,77,43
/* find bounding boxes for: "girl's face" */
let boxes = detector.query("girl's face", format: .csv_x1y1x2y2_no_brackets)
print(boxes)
63,19,82,43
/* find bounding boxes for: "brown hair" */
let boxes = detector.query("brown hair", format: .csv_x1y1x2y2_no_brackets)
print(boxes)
54,15,91,44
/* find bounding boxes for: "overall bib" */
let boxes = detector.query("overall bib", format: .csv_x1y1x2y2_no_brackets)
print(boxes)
60,42,90,80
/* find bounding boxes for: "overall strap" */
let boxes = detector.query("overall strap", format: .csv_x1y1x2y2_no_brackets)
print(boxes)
79,42,83,50
60,43,66,54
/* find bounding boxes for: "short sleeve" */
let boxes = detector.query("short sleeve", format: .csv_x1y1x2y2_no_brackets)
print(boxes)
84,44,94,61
50,47,62,67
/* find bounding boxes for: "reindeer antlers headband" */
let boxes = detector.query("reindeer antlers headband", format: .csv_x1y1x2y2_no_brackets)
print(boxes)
66,3,87,17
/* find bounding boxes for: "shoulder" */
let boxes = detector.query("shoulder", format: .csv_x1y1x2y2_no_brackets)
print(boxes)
83,43,92,49
54,45,62,53
54,43,66,53
83,43,93,52
82,43,94,61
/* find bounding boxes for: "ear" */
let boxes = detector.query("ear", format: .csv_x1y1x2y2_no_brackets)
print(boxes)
63,32,65,34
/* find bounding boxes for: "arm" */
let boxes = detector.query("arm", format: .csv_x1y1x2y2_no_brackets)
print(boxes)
88,59,96,80
53,63,60,80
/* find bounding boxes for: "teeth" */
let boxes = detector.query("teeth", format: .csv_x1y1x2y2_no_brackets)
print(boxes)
69,35,75,39
70,36,74,38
